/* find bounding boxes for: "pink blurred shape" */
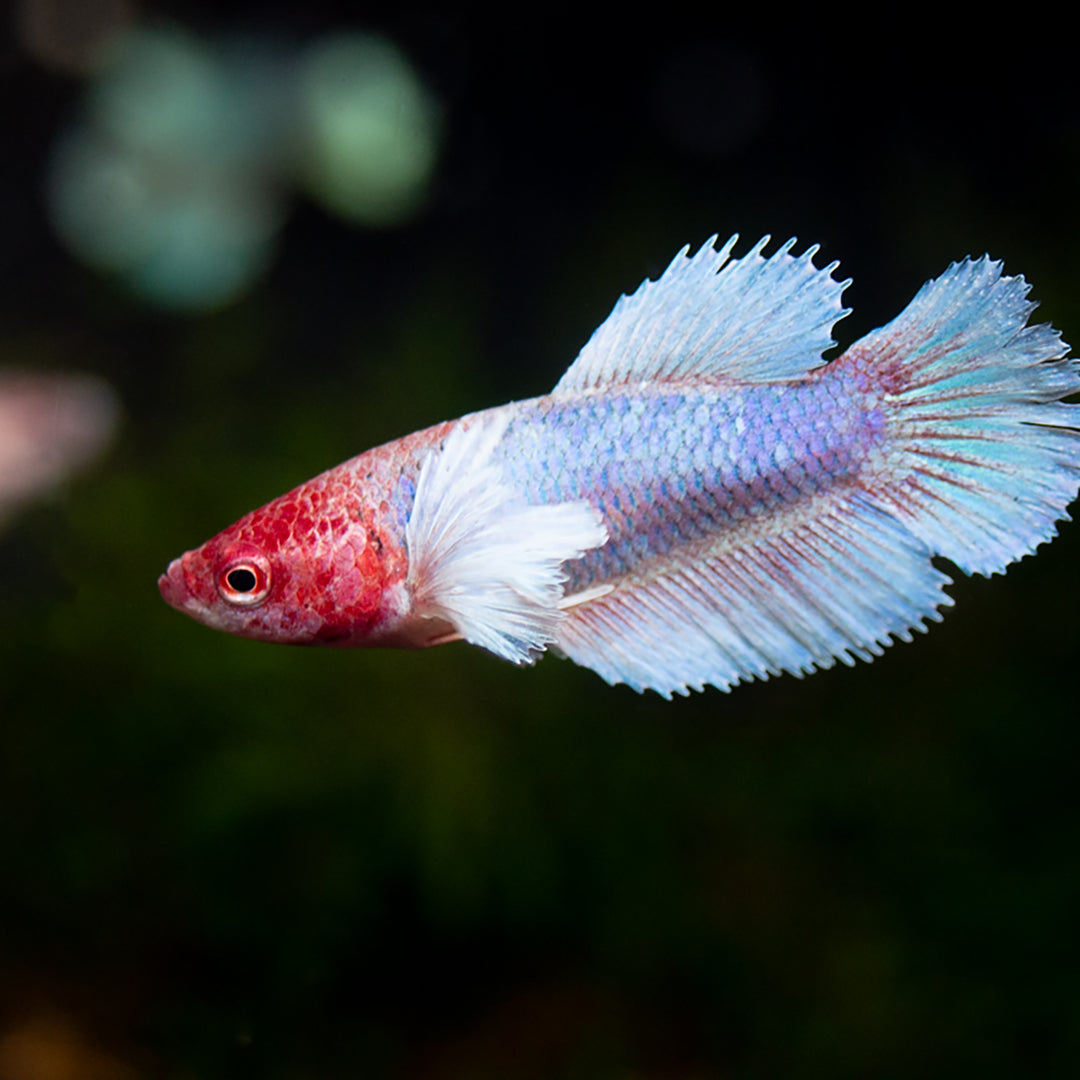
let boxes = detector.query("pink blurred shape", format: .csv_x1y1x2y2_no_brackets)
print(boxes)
0,372,118,525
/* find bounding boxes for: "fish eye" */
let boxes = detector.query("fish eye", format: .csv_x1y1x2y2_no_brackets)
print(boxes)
227,567,257,592
216,559,271,607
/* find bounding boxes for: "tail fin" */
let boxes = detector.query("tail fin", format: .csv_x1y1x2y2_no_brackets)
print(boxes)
848,256,1080,575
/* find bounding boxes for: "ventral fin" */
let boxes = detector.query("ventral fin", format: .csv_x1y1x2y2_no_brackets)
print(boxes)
554,234,851,395
405,415,608,664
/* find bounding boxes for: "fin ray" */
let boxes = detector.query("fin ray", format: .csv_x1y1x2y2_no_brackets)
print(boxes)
406,416,608,663
556,492,951,697
850,256,1080,575
554,234,851,394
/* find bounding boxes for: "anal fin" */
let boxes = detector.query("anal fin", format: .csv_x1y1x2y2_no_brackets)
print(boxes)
555,492,951,698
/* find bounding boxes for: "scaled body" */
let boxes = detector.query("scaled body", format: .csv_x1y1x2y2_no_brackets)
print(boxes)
160,235,1080,696
498,371,878,593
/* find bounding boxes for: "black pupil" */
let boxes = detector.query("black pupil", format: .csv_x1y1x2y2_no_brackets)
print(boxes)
226,567,258,593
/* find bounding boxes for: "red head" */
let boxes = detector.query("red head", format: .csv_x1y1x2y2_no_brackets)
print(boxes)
158,469,408,646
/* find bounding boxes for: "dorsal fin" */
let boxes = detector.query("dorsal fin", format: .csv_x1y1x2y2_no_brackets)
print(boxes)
554,234,851,394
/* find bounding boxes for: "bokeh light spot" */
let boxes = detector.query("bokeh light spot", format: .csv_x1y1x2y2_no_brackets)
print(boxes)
44,24,442,310
48,125,284,311
91,27,245,162
46,28,289,311
296,34,441,226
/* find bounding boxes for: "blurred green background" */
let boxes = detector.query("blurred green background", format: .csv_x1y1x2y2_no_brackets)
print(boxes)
2,4,1079,1078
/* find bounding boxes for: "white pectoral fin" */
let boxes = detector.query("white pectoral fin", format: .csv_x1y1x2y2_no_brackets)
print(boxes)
558,584,614,609
405,417,608,664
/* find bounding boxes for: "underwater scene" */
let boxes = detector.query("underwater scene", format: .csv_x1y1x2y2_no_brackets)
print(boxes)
2,3,1079,1077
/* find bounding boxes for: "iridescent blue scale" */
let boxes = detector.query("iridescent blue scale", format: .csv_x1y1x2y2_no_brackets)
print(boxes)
498,372,880,591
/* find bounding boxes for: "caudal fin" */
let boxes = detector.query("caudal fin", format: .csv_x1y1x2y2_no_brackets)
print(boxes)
849,256,1080,575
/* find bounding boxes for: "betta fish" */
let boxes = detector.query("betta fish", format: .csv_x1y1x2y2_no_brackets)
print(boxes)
159,235,1080,697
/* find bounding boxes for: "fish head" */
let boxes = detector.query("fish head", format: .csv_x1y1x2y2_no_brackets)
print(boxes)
159,478,404,646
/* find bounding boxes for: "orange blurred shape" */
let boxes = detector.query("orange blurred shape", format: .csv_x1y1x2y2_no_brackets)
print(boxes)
0,1012,138,1080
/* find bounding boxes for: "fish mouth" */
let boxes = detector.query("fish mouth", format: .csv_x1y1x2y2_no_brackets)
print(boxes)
158,555,227,630
159,556,198,613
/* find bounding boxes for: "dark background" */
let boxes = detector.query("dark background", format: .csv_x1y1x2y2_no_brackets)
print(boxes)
1,4,1079,1077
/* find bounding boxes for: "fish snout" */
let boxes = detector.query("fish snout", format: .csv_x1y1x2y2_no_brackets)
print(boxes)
158,557,191,609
